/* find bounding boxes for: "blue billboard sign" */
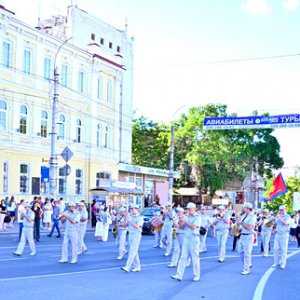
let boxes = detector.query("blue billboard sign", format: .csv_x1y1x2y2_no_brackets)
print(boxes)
41,166,49,183
203,114,300,130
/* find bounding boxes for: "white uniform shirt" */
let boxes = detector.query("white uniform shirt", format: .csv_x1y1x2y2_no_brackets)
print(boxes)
214,214,230,232
79,209,88,226
17,205,25,223
184,213,201,237
22,209,34,229
240,213,256,234
276,214,291,235
201,214,211,228
64,211,80,233
128,214,144,234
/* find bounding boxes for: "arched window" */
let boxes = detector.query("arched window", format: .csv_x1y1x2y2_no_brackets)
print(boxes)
96,124,101,148
104,125,109,148
76,119,82,143
58,114,65,140
19,105,27,134
0,100,7,130
40,111,48,138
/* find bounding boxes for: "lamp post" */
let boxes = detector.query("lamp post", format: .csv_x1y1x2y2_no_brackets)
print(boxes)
49,37,72,198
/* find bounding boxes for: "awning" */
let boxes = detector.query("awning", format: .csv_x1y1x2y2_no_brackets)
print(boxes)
89,187,143,195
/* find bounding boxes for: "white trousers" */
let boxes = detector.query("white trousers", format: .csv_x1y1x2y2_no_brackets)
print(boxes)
176,235,200,279
239,234,254,272
118,228,128,257
61,231,78,262
200,231,208,252
216,230,229,261
0,214,6,231
261,230,272,256
160,224,173,255
78,223,87,254
153,230,161,247
102,224,110,242
124,232,142,270
274,233,289,268
15,227,36,255
170,233,184,266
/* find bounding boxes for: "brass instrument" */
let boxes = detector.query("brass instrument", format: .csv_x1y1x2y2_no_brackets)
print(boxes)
112,225,118,239
263,217,275,228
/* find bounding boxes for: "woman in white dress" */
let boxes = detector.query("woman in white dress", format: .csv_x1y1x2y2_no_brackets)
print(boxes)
95,205,104,241
43,199,53,230
102,207,112,242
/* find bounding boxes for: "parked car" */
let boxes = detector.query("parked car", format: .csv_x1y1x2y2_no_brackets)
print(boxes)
142,207,161,234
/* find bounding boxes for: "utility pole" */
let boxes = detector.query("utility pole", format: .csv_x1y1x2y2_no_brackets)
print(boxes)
168,124,175,204
49,66,59,197
49,37,72,198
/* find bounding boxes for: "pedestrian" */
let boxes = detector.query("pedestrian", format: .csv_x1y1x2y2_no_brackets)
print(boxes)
102,207,112,242
43,199,53,230
160,203,176,256
168,207,185,268
171,202,201,282
59,202,80,264
17,199,25,241
91,200,97,228
272,205,291,270
116,207,129,260
213,205,230,263
151,210,163,248
121,204,144,273
237,202,256,275
13,202,36,256
77,201,88,255
95,204,103,241
295,210,300,247
48,200,61,238
32,201,43,242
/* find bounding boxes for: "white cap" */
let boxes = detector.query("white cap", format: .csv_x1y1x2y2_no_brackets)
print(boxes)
218,205,225,210
131,204,140,209
279,205,286,210
243,202,253,209
78,202,85,206
186,202,196,209
68,201,76,207
166,202,172,207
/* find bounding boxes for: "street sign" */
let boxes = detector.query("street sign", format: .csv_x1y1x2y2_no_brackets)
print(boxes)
41,166,49,183
203,114,300,130
60,164,71,176
61,146,73,162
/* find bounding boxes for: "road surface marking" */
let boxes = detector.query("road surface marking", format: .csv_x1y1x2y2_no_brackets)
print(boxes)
252,249,300,300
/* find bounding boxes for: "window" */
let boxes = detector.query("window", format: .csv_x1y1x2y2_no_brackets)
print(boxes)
91,33,95,41
43,57,51,79
3,41,12,68
96,124,101,148
40,111,48,138
107,79,113,103
58,114,65,140
100,38,104,45
96,172,111,187
0,100,7,130
23,48,31,75
78,71,85,93
20,164,29,193
75,169,83,195
109,42,113,49
58,167,66,194
76,119,82,143
19,105,27,134
3,162,8,193
97,76,103,100
61,64,68,87
104,125,109,148
117,46,121,53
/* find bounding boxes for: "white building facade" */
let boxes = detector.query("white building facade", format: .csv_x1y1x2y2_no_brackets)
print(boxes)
0,4,133,202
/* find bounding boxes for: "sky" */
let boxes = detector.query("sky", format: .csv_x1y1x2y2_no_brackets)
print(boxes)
2,0,300,169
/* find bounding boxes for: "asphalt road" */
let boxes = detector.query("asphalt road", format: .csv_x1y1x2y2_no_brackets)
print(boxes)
0,231,299,300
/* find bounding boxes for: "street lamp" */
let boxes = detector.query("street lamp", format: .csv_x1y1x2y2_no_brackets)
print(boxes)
49,37,72,198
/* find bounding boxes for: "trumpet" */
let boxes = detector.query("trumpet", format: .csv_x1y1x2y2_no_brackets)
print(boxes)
172,227,177,239
264,217,275,228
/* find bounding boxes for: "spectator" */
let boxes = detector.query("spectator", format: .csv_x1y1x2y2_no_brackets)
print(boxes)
32,201,43,242
48,200,61,238
91,200,97,228
7,196,17,226
0,199,7,231
43,199,53,230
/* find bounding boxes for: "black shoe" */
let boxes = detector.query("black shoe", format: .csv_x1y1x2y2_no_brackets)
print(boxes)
56,235,61,238
47,235,52,237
